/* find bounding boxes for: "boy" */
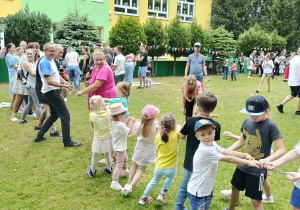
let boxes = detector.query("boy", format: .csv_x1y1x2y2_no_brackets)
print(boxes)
146,61,152,88
231,61,237,81
187,119,258,210
174,92,221,210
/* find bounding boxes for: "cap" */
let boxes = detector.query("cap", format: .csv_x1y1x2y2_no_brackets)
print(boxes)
110,102,128,116
240,95,269,116
142,105,160,120
194,42,201,47
194,119,216,132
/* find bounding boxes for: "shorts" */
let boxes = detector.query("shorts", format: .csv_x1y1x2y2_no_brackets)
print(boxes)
231,167,267,200
146,77,151,82
138,66,147,77
290,86,300,98
290,186,300,208
264,73,272,77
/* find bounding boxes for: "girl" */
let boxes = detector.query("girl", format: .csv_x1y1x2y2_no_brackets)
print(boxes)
279,62,285,79
256,54,274,93
81,46,90,87
231,60,237,81
122,104,160,196
247,57,254,78
65,46,80,94
224,95,285,210
182,75,204,119
110,103,135,191
223,59,229,81
87,95,113,177
139,113,185,205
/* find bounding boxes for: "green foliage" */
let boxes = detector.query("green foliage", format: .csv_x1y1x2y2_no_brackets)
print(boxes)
109,16,147,56
4,5,51,46
189,20,210,54
54,10,101,49
270,30,287,53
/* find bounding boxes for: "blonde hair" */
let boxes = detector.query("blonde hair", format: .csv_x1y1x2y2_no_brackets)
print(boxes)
116,82,131,100
67,46,73,53
103,47,109,55
184,75,198,102
160,113,176,144
89,95,103,112
93,51,105,58
140,117,154,138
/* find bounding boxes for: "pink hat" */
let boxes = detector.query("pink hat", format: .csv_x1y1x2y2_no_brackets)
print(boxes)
142,105,160,120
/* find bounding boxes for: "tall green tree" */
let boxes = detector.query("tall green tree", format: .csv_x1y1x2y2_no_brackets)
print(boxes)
4,5,51,46
189,19,210,54
109,16,147,56
270,30,287,53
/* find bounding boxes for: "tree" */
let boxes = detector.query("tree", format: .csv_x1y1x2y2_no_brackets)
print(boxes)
270,30,287,53
189,19,210,54
109,16,147,56
4,5,51,46
55,10,101,50
166,17,191,76
144,19,167,76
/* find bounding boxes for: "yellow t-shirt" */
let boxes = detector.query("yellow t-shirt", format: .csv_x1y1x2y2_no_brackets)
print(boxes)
89,110,112,140
155,129,179,169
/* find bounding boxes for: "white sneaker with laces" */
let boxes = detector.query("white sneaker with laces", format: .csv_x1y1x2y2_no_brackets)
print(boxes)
221,190,232,197
28,113,36,118
262,194,274,203
110,183,123,191
122,184,132,196
121,170,129,177
156,193,165,203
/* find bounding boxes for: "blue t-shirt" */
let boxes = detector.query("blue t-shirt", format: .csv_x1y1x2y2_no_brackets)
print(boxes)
187,53,205,76
108,97,129,116
39,57,60,93
5,54,19,73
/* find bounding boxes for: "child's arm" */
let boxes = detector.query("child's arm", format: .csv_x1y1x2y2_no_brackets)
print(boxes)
209,114,219,119
223,131,239,140
222,149,254,160
265,149,299,170
258,138,285,168
102,98,109,103
284,172,300,182
227,133,243,151
178,133,187,140
221,155,258,168
126,117,136,136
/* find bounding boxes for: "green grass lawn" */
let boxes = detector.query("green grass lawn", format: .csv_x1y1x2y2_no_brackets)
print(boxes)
0,75,299,209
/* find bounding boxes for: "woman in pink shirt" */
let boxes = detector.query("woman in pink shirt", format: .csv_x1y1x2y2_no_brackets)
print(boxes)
77,51,117,109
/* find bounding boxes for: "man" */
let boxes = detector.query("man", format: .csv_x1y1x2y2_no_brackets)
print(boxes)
277,48,300,115
55,45,69,102
136,45,148,89
111,46,125,84
250,50,257,64
89,43,101,69
184,42,209,83
19,41,27,50
35,42,82,147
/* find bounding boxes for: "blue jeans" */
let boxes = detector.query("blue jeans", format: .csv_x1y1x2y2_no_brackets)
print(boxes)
174,168,193,210
190,73,203,83
223,68,228,80
142,167,177,198
125,62,134,84
67,65,80,91
187,190,214,210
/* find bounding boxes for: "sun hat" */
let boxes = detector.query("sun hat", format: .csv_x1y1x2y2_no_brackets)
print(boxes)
110,102,128,116
194,42,201,47
194,119,216,132
142,105,160,120
240,95,269,116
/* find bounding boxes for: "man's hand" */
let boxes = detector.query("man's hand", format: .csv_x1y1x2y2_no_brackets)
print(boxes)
205,76,210,82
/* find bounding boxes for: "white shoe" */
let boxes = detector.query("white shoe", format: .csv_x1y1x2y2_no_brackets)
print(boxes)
121,170,129,177
99,158,114,165
110,183,123,191
64,98,67,102
28,113,36,118
221,190,232,197
262,194,274,203
16,110,23,114
10,117,19,122
156,193,165,203
122,184,132,196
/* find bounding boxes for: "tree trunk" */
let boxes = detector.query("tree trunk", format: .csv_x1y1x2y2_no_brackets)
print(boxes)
152,56,155,77
155,56,158,77
173,56,176,76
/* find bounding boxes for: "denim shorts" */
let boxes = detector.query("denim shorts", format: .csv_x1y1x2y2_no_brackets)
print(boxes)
138,66,147,77
187,190,214,210
264,73,272,77
125,62,134,84
290,186,300,208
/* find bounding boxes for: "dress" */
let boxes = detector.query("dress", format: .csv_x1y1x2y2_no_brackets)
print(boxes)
132,120,159,166
12,73,27,95
5,53,19,95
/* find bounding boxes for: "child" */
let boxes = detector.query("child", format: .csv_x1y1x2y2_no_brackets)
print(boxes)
223,59,229,81
279,62,285,79
139,113,185,205
87,95,113,177
224,95,285,210
187,119,258,210
174,92,221,210
247,57,254,78
110,103,135,191
146,61,152,88
231,61,237,81
122,104,160,196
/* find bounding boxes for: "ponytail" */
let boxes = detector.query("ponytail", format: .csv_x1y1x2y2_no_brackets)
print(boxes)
161,128,169,143
159,113,176,144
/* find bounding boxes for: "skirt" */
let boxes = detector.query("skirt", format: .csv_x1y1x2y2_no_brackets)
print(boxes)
12,74,27,95
132,141,156,166
279,69,284,74
91,137,113,154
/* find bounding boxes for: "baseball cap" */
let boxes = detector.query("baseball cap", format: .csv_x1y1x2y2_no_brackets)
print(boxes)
240,95,269,116
194,119,216,132
194,42,201,47
142,105,160,120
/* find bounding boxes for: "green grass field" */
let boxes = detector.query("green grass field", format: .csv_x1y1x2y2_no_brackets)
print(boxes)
0,74,299,209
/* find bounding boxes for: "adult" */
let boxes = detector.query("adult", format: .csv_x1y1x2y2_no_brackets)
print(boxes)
238,53,244,74
65,46,80,94
19,41,27,50
182,75,204,119
89,43,101,70
277,48,300,115
81,46,90,87
136,45,148,88
125,53,136,86
250,50,257,62
55,45,69,102
256,54,274,93
184,42,209,83
272,52,280,77
77,51,117,108
35,42,81,147
112,46,125,85
103,46,113,67
19,49,43,124
103,43,114,58
257,51,265,76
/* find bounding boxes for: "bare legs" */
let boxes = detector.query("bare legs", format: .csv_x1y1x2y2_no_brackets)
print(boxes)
11,94,23,120
257,75,271,92
10,94,16,109
127,161,147,187
139,76,146,88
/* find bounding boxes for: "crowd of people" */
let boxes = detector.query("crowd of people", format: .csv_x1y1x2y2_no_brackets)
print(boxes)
3,40,300,210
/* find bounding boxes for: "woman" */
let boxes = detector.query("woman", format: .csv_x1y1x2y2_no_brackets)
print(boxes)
19,48,43,124
125,53,136,86
238,53,244,74
103,46,113,68
256,54,274,93
182,75,204,119
15,47,25,60
65,46,80,94
81,46,90,87
77,51,117,108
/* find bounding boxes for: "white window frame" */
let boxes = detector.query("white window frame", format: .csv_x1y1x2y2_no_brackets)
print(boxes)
177,0,195,23
93,0,104,2
148,0,168,20
114,0,139,16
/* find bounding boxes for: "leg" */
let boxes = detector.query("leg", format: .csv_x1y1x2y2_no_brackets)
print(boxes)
251,199,264,210
128,161,138,185
161,167,177,195
267,76,271,91
36,102,58,139
36,108,47,127
12,94,23,119
142,167,164,198
185,99,195,119
234,71,237,80
91,152,99,173
205,191,214,210
112,151,126,181
129,165,147,187
257,75,266,92
68,66,74,87
263,178,271,197
29,87,42,118
187,192,206,210
139,76,142,87
281,95,294,105
10,94,16,109
104,152,112,171
20,90,34,121
229,185,240,210
74,66,80,92
231,71,233,81
142,77,146,88
297,98,300,111
174,169,193,210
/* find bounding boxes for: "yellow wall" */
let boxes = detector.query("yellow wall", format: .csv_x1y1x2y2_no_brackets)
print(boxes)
0,0,21,18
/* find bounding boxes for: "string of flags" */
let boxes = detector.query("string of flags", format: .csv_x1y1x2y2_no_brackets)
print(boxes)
254,47,270,51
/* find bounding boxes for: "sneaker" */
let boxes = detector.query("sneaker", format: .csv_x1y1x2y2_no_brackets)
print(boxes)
139,196,153,205
99,159,115,165
87,166,96,177
103,167,112,175
64,141,82,147
28,113,36,118
16,110,23,114
50,131,62,137
34,137,47,142
122,184,132,196
10,117,19,122
34,126,42,130
156,193,165,203
221,190,232,197
64,98,67,102
256,90,259,93
136,86,142,89
121,183,128,196
262,194,274,203
110,183,123,191
19,120,29,124
121,170,129,177
145,85,148,88
296,111,300,115
276,104,284,113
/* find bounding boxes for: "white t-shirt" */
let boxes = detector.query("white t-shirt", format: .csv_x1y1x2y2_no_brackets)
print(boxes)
248,60,254,70
262,60,274,74
112,121,130,151
39,57,60,94
114,54,125,75
187,141,224,197
288,56,300,86
294,141,300,189
65,51,79,66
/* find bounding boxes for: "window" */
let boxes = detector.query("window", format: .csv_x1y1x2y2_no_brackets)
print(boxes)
93,0,104,2
148,0,168,19
115,0,138,16
177,0,194,22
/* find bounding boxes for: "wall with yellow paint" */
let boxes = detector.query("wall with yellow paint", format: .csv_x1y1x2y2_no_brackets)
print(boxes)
0,0,21,18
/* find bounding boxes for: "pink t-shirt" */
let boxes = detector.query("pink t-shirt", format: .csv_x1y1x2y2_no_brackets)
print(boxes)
181,81,204,99
88,63,117,109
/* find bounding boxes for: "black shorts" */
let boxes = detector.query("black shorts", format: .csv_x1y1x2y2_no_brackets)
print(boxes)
231,167,267,200
290,86,300,98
